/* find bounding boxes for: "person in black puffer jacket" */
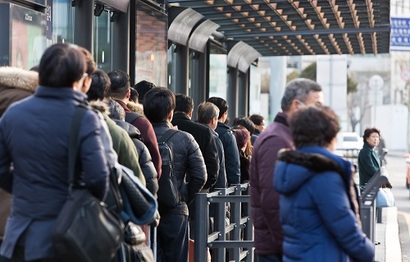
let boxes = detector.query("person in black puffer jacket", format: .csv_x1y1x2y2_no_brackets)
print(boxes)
108,99,158,196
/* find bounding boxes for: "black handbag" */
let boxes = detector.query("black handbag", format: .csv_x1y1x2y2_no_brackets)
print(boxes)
116,222,154,262
52,105,123,262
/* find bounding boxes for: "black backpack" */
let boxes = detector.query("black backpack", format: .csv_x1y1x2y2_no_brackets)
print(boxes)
157,129,181,208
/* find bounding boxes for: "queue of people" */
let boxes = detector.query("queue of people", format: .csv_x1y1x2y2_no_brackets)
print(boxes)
0,42,378,262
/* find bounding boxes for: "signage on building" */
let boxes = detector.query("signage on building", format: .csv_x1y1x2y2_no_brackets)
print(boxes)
391,17,410,51
401,68,410,82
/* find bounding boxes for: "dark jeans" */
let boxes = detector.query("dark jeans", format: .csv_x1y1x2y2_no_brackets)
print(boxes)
157,212,189,262
255,253,283,262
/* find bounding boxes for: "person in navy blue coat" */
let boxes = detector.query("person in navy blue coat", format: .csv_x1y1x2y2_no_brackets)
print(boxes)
274,106,374,262
207,97,241,186
0,43,110,261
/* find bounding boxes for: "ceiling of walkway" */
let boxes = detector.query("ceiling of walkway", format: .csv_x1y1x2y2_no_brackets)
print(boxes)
167,0,391,56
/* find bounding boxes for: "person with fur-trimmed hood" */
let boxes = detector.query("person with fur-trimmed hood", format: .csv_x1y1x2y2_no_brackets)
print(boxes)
0,67,38,115
82,63,145,185
274,106,374,262
0,67,38,245
107,98,158,196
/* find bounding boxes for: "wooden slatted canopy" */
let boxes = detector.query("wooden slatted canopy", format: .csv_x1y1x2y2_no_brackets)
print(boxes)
167,0,391,56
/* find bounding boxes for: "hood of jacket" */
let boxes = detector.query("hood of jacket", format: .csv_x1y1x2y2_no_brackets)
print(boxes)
126,101,144,115
274,146,352,195
0,67,38,92
89,100,109,114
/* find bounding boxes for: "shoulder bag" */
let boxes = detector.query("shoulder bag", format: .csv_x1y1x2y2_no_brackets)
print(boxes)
52,105,123,262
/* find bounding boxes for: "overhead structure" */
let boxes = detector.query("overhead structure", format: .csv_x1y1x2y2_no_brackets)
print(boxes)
227,41,261,72
189,20,221,52
167,0,391,56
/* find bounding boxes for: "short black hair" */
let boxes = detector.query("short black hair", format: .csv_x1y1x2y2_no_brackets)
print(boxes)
87,69,111,101
38,43,86,88
249,114,264,126
175,93,194,114
107,70,130,99
207,97,228,119
135,80,156,104
362,128,380,143
289,106,340,148
233,117,255,135
129,87,139,103
143,87,175,123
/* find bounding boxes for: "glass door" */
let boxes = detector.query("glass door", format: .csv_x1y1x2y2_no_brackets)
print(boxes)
94,10,112,72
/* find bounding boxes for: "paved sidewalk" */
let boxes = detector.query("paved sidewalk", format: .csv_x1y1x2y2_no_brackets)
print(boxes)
375,206,401,262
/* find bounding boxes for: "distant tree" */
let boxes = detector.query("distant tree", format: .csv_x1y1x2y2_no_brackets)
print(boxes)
347,75,357,93
347,78,369,132
286,70,298,83
300,62,316,81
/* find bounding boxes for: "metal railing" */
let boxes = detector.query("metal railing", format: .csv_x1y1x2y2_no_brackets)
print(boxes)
360,167,390,243
194,183,253,262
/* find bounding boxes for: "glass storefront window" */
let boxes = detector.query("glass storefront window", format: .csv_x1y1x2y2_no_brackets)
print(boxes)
51,0,74,44
249,64,263,116
209,54,227,99
94,11,111,72
1,3,47,68
135,2,167,87
167,44,176,92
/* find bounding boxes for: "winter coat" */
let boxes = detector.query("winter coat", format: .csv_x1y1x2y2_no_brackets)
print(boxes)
358,141,381,187
0,67,38,242
0,67,38,116
215,122,240,185
115,100,162,177
115,119,158,196
0,86,109,260
126,101,144,115
274,146,374,262
210,130,227,190
249,112,292,255
153,122,206,216
172,112,219,189
89,101,145,186
239,150,250,183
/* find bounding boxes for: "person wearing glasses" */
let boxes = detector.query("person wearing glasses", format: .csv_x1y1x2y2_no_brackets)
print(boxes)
0,43,110,261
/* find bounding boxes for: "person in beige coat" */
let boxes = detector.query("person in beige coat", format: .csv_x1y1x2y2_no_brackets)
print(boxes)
0,67,38,243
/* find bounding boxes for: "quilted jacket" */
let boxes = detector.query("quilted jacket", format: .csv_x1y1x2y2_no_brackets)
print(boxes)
274,146,374,262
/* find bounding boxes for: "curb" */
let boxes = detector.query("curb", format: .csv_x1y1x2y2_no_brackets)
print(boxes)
375,206,401,262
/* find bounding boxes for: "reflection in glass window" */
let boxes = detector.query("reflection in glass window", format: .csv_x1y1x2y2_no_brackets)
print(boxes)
209,54,227,99
249,64,265,118
167,44,176,92
135,3,167,87
94,11,111,72
51,1,74,44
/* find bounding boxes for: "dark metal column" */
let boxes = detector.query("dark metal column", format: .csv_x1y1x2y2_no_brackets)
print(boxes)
237,69,249,117
227,66,238,126
190,51,207,120
174,44,189,95
74,0,94,52
112,11,130,74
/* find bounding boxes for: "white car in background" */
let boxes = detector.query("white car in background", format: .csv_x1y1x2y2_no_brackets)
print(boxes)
334,132,363,158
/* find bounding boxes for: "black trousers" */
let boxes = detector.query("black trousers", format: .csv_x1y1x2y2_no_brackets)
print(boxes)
157,212,189,262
